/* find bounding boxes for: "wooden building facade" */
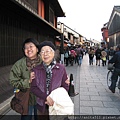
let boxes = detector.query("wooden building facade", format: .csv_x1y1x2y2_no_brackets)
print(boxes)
108,6,120,48
0,0,65,67
0,0,65,103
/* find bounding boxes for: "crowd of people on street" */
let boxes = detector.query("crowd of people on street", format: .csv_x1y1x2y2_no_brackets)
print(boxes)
64,44,120,95
63,45,117,67
64,45,84,66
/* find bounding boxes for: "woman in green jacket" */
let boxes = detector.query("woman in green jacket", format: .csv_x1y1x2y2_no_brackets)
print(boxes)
9,38,41,120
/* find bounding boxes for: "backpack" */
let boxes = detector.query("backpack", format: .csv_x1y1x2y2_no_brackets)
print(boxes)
64,52,69,58
76,48,82,57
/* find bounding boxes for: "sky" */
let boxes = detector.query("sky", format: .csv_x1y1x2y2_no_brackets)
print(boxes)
58,0,120,42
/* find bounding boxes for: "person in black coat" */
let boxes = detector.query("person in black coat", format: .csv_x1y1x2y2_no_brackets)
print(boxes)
108,44,120,93
95,47,101,66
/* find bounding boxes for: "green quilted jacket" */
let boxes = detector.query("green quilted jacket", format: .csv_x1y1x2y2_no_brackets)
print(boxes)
9,57,41,105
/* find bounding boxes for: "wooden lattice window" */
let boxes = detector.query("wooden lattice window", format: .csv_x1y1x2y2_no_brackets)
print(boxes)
49,7,54,26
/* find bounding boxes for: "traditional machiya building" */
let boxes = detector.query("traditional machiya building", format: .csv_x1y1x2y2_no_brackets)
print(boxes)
0,0,65,103
107,6,120,48
57,22,84,47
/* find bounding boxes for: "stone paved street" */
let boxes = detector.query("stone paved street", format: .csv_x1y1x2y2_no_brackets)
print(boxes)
66,54,120,115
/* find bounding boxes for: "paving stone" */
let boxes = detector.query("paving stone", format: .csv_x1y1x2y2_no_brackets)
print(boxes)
80,101,103,107
80,85,96,88
103,101,120,108
90,96,112,101
93,107,120,115
80,88,89,92
88,88,107,92
86,82,103,86
98,91,117,96
80,107,93,115
80,91,99,96
110,96,120,101
80,95,90,100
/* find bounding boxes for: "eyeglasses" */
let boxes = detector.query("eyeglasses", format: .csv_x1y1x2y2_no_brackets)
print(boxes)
24,45,36,50
40,49,53,55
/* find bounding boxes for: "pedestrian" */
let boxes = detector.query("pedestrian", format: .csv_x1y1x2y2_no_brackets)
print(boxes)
108,44,120,93
74,46,78,64
95,47,101,66
104,47,109,61
69,47,76,66
9,38,41,120
109,47,115,60
76,45,83,66
30,41,69,120
54,46,60,63
81,46,84,59
88,47,95,65
101,50,107,66
64,47,69,66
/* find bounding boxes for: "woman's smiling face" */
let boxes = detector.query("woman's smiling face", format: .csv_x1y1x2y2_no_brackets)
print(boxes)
24,42,38,60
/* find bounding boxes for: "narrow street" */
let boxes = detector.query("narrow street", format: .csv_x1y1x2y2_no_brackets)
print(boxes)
66,54,120,115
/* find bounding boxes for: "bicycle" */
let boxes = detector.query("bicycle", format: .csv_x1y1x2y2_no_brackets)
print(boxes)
107,65,120,93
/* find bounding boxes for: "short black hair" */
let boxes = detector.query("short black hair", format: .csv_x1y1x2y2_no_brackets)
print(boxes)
22,38,40,55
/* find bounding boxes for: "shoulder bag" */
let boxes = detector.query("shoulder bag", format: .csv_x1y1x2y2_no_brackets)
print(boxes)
10,88,30,115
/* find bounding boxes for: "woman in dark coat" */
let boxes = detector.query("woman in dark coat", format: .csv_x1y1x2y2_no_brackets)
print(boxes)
31,41,69,119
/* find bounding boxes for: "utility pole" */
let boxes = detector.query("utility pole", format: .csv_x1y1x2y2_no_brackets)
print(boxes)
60,23,64,64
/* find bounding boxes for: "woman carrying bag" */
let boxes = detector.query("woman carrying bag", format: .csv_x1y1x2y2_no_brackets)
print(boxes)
9,38,41,120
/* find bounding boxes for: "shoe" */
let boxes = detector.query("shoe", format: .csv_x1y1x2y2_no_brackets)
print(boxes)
109,87,115,93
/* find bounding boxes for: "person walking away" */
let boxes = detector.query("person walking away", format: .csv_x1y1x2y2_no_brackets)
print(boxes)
95,47,101,66
81,46,84,59
101,50,107,66
109,47,115,60
105,47,109,61
88,47,95,65
70,48,76,66
74,46,79,64
76,45,83,66
64,47,69,66
108,44,120,93
30,41,69,120
54,46,60,63
9,38,41,120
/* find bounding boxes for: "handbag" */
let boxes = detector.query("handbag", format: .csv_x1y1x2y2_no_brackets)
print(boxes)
10,88,30,115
